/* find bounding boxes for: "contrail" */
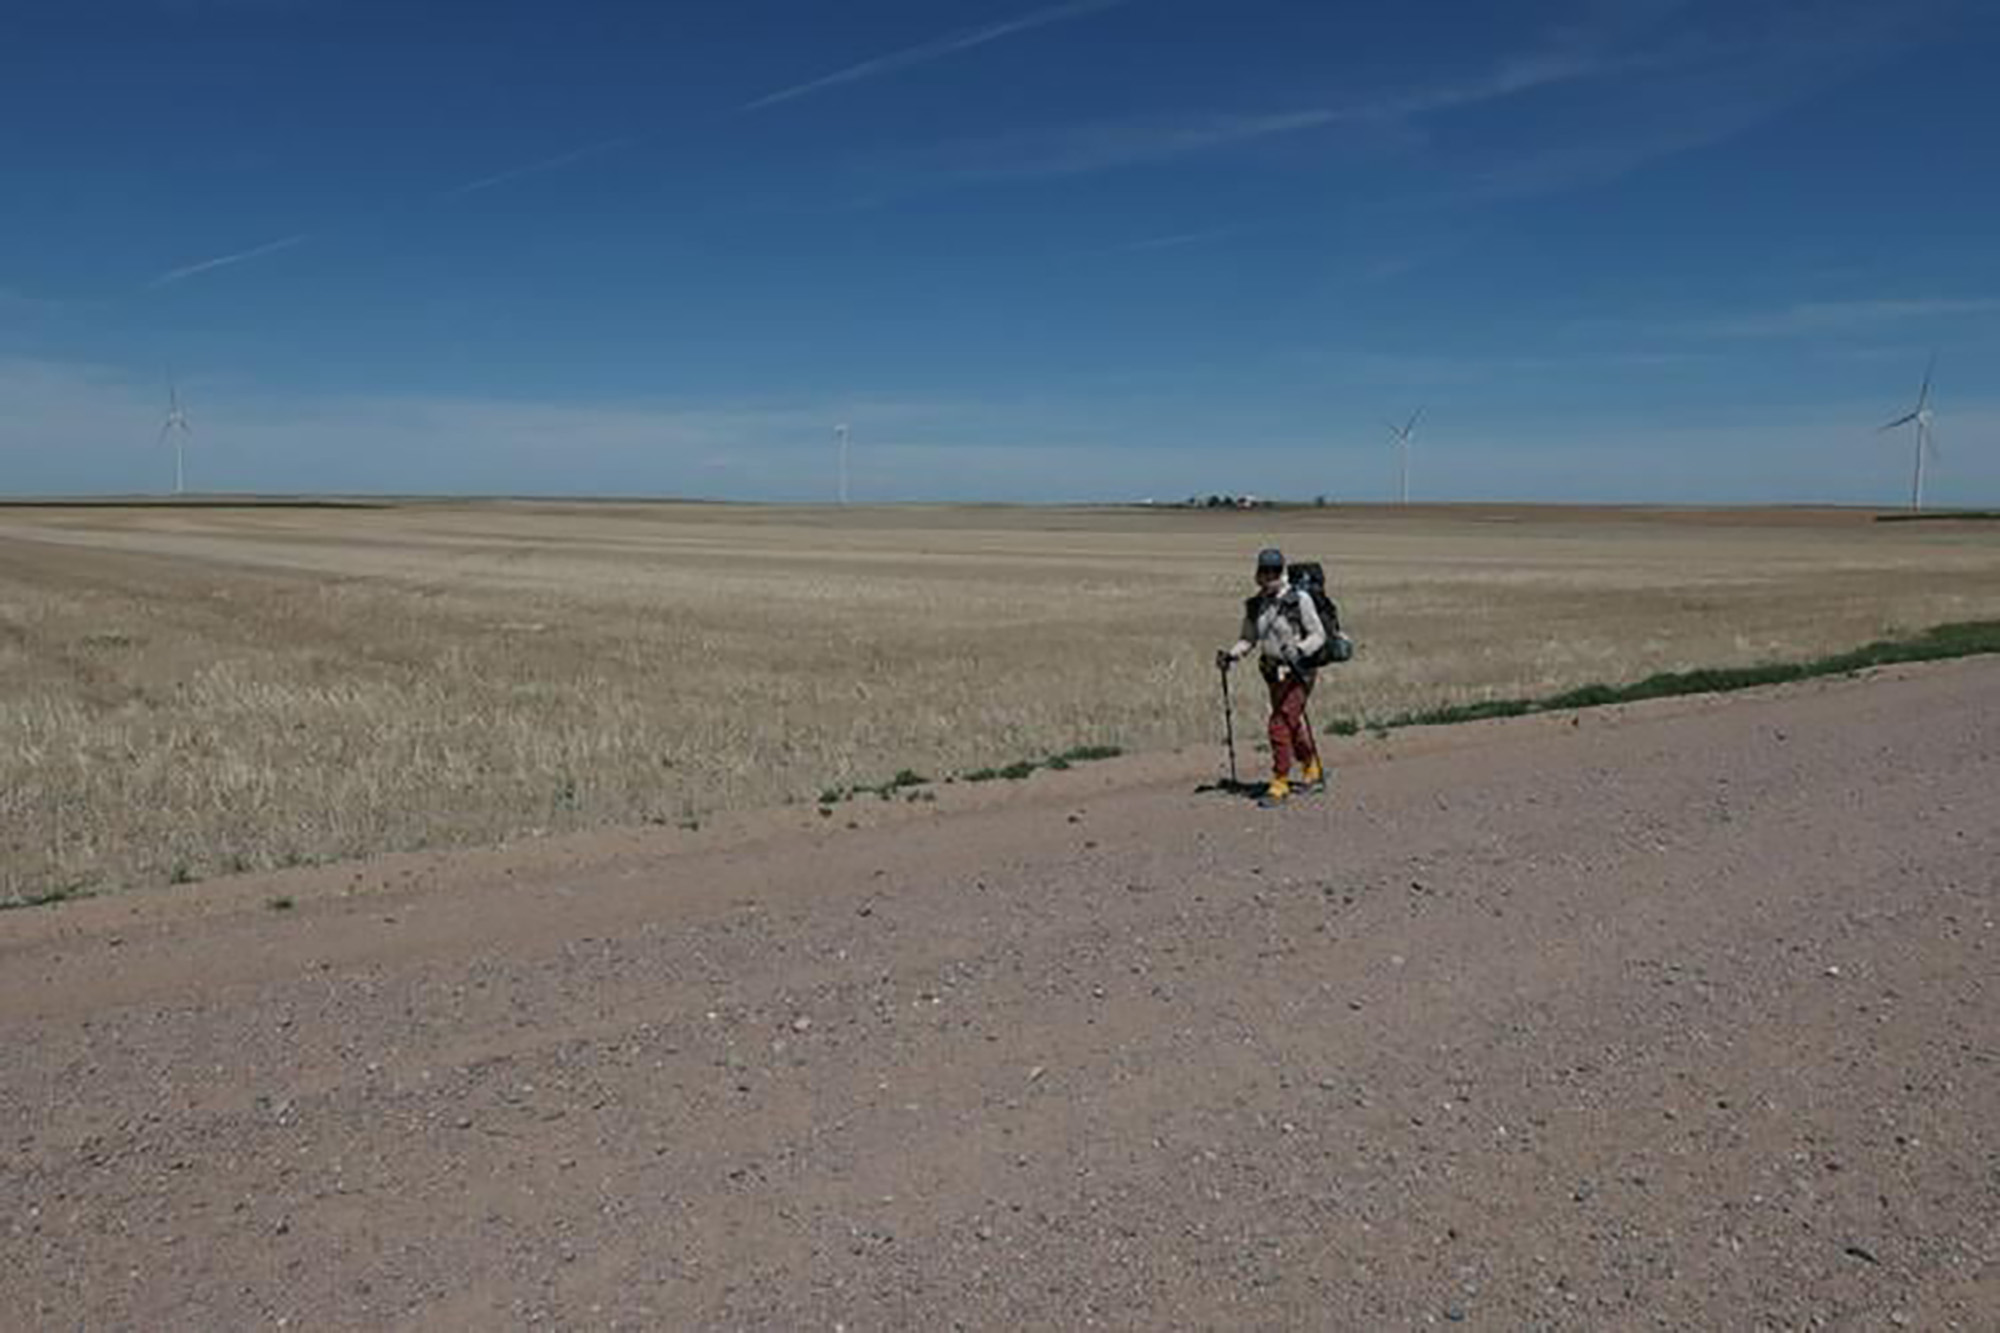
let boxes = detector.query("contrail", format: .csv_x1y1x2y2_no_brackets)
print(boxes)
441,135,642,200
1112,226,1241,254
143,0,1134,289
451,3,1136,202
741,0,1133,112
146,233,311,289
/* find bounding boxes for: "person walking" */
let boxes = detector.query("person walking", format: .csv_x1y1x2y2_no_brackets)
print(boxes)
1217,547,1326,806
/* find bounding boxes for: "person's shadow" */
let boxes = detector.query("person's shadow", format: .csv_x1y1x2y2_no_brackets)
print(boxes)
1194,778,1271,800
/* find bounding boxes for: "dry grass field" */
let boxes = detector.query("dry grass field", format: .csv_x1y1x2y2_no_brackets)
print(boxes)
3,500,1997,901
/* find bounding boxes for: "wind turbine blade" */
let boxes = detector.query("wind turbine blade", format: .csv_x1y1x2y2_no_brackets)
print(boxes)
157,422,174,447
1878,412,1919,432
1406,406,1425,435
1918,352,1935,410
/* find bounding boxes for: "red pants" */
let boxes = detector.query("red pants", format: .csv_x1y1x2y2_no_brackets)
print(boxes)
1266,671,1317,776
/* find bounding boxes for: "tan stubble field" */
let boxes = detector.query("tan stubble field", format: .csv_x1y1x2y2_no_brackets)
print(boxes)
3,500,1997,901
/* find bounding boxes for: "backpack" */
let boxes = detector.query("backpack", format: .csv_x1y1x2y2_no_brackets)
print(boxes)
1285,562,1354,667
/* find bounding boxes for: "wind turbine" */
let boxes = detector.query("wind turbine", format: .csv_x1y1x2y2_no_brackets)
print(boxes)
158,379,194,496
1386,407,1424,505
1877,356,1938,512
835,422,850,506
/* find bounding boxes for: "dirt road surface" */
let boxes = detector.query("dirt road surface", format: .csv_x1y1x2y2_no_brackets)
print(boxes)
5,663,1996,1330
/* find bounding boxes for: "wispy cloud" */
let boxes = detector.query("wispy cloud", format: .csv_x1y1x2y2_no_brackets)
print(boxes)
1345,349,1716,389
1702,299,2000,338
740,0,1132,113
0,355,1142,501
8,353,1998,504
945,110,1347,181
1104,226,1244,256
145,233,311,289
1353,47,1629,123
1580,296,2000,344
888,0,1954,208
0,287,67,314
446,1,1138,201
146,0,1133,290
902,40,1623,184
441,136,642,200
1451,0,1959,201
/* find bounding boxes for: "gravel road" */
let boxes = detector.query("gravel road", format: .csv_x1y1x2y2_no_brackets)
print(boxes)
4,662,1995,1330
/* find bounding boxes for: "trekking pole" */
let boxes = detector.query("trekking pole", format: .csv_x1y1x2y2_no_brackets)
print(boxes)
1218,661,1240,789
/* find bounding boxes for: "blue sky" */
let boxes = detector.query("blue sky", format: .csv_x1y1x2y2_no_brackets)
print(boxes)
3,0,1997,503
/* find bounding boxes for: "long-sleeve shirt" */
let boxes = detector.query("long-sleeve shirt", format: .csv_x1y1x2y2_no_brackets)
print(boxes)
1229,581,1326,669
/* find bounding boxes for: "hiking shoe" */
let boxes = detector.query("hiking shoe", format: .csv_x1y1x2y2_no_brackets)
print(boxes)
1300,758,1326,792
1259,776,1291,808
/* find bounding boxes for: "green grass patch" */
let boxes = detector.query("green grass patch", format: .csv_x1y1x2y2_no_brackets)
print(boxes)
856,769,929,800
0,882,93,912
820,768,932,804
1371,619,2000,734
1876,510,2000,523
1054,744,1124,764
958,745,1123,785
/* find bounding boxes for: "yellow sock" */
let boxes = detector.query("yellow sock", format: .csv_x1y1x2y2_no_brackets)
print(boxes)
1302,758,1323,784
1266,776,1291,799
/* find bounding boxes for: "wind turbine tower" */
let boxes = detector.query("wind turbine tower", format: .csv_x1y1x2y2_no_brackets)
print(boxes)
1387,407,1424,505
1877,357,1938,512
835,423,851,506
159,379,194,496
